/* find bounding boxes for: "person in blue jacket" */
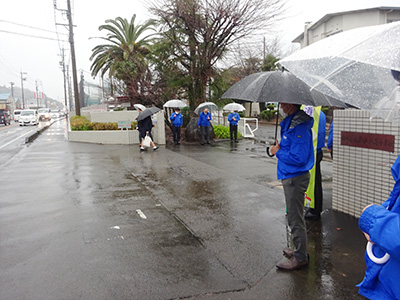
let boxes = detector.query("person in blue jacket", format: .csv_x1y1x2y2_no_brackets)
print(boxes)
228,110,240,142
305,110,326,220
170,108,183,145
358,153,400,299
327,120,333,158
197,108,212,145
270,102,314,271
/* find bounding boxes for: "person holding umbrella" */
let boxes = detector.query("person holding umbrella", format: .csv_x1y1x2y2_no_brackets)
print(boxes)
228,110,240,142
269,102,314,271
197,108,212,145
170,108,183,145
136,108,159,151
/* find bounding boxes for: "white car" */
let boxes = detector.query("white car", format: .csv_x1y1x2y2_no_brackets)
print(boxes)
19,110,39,126
14,109,22,122
50,110,60,119
37,108,51,121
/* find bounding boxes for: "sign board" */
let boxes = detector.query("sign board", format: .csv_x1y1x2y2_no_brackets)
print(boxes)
341,131,395,152
118,120,131,129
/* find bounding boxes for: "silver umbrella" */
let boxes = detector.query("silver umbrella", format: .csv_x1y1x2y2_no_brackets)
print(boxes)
136,107,162,122
223,103,246,111
194,102,218,115
134,104,146,111
279,21,400,116
163,99,187,108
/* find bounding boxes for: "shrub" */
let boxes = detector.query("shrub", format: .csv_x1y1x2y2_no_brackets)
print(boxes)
260,109,277,121
70,116,91,130
213,124,242,139
70,116,138,131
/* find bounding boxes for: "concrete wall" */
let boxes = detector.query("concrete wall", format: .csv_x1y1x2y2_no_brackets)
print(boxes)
68,111,166,145
89,111,139,123
332,109,399,217
68,130,140,144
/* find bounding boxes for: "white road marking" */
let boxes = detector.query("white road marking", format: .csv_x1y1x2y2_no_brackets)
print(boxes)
136,209,147,219
0,129,37,150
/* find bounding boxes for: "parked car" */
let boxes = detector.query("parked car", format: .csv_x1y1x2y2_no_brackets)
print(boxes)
50,109,60,119
0,109,11,126
19,110,39,126
38,108,51,121
14,109,22,122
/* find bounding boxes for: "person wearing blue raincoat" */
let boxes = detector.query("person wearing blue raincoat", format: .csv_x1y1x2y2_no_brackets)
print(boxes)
358,153,400,299
197,108,212,145
270,103,314,271
228,110,240,142
170,108,183,145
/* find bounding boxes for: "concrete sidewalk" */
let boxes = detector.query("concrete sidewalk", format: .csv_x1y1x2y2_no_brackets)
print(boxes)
0,119,366,300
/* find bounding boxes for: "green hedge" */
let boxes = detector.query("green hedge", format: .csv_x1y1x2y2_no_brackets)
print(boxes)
70,116,137,131
260,109,277,121
213,124,242,139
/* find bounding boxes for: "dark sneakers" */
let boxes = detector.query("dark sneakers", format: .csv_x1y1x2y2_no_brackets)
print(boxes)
276,256,309,271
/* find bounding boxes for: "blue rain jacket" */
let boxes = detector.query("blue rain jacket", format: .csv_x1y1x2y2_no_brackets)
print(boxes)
317,111,326,152
228,112,240,125
197,111,212,126
327,120,333,150
358,154,400,300
276,110,314,180
170,112,183,127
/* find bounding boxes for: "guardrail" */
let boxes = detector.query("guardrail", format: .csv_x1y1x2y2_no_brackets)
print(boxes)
241,118,258,138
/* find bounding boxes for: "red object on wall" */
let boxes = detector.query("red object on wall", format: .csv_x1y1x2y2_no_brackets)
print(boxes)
341,131,395,152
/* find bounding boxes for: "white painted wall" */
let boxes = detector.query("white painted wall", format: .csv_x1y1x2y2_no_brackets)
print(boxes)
68,111,166,145
332,109,399,217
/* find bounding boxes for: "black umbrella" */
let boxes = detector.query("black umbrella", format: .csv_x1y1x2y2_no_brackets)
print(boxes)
221,70,346,107
136,107,162,122
221,70,347,157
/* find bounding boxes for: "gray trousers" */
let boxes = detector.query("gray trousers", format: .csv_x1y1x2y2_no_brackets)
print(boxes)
199,126,210,144
282,172,310,262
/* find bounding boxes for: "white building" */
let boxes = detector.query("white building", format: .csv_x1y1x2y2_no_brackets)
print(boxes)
294,7,400,48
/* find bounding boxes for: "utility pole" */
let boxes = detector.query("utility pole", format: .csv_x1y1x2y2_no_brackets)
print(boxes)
9,82,14,97
60,48,68,111
66,0,80,116
35,80,40,108
66,65,73,111
20,71,27,109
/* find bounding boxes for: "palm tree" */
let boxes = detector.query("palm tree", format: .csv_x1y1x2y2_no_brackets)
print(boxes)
90,15,156,106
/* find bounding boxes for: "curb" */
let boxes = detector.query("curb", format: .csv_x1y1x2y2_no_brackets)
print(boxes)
24,120,57,144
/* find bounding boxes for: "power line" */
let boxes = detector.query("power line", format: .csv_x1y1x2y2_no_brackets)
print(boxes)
0,29,68,42
0,20,68,36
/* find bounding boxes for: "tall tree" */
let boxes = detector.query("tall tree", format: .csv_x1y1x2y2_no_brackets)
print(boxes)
150,0,285,111
90,15,156,106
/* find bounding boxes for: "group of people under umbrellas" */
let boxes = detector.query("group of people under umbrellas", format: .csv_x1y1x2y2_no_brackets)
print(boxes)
221,21,400,300
134,21,400,299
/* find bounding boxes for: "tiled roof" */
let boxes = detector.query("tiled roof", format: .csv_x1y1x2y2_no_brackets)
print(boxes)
0,93,11,100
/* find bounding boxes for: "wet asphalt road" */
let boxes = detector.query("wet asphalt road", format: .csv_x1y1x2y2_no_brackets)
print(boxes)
0,119,366,300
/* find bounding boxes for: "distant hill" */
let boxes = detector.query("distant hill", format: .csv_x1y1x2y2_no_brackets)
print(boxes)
0,85,63,109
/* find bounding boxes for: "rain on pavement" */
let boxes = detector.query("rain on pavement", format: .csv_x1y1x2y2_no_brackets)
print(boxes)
0,119,366,300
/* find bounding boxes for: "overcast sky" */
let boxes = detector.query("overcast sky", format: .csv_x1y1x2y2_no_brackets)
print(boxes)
0,0,398,101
